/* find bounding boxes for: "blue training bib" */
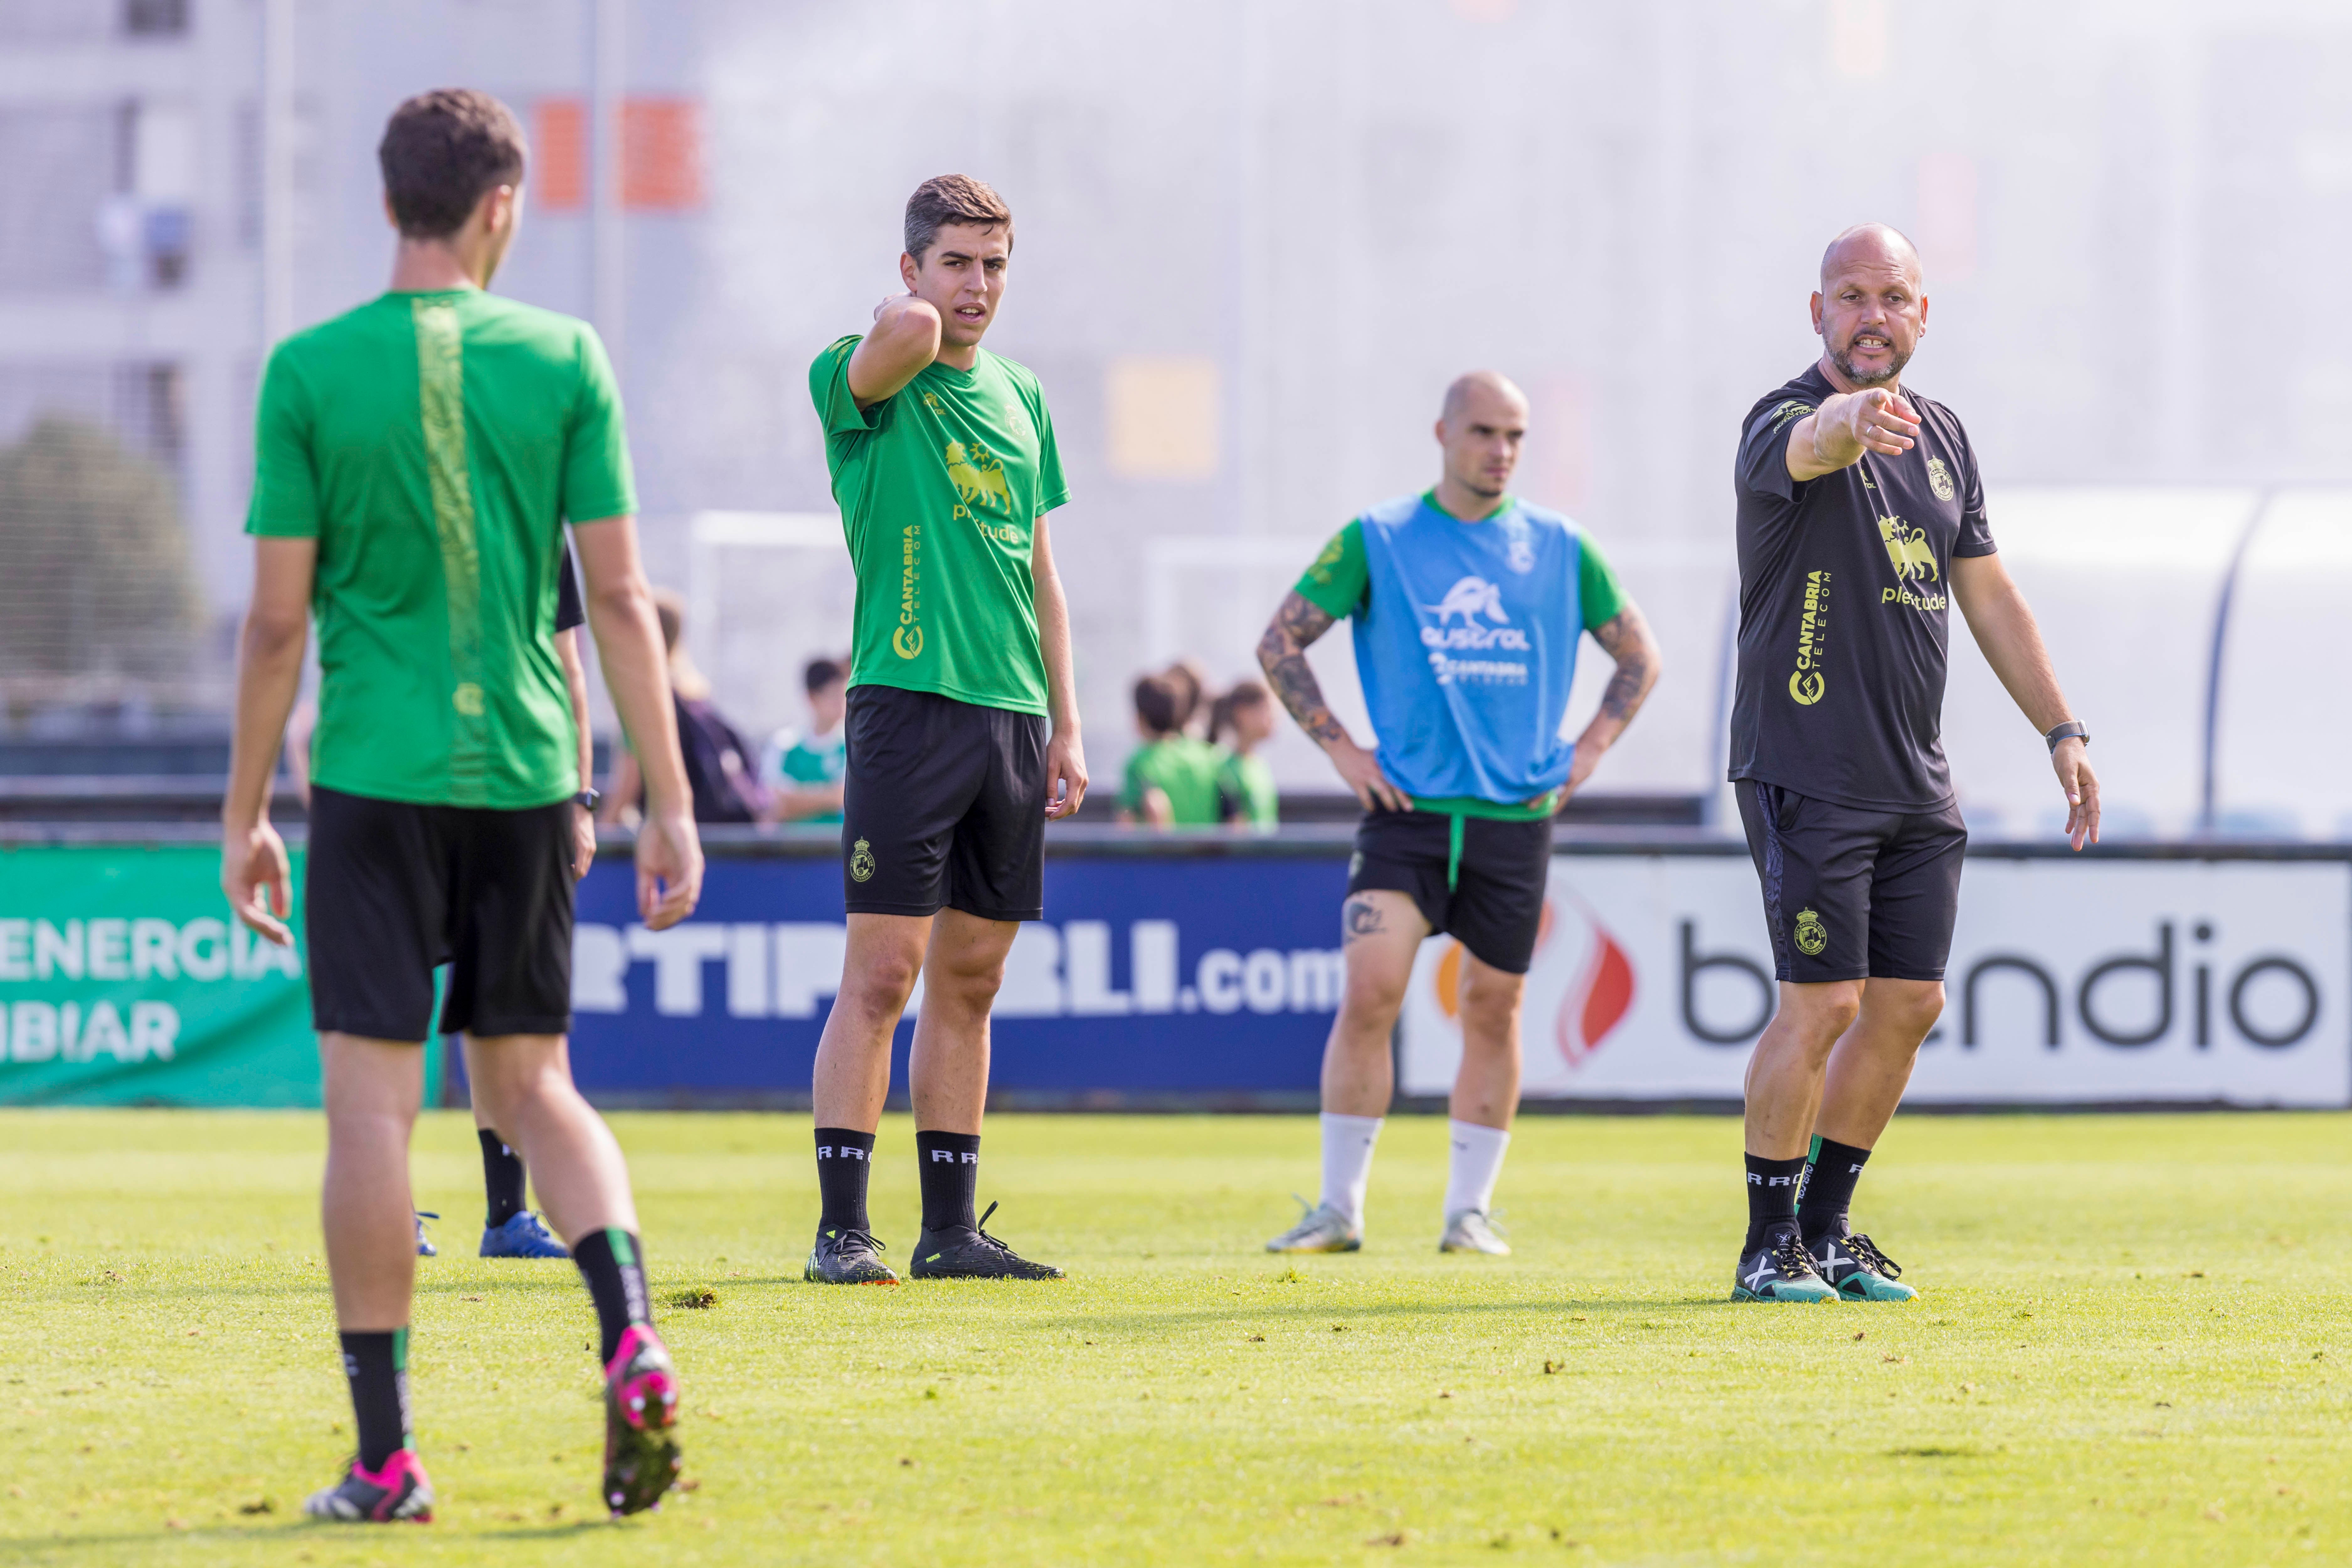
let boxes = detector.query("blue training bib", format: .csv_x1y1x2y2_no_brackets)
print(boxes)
1350,493,1586,803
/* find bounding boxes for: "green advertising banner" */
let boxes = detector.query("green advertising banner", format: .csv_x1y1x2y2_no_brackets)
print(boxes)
0,844,332,1107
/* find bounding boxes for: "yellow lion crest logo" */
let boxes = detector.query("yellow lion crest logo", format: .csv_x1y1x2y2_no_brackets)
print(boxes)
945,440,1011,511
1876,516,1939,583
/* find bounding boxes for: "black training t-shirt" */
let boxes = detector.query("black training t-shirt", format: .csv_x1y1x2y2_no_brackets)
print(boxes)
1727,363,1996,812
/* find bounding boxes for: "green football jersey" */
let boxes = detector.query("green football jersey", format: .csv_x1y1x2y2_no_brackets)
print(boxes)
1122,737,1225,826
247,288,634,808
1216,750,1279,829
811,337,1068,716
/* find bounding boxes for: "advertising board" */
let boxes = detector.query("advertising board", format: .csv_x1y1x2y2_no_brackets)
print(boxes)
1400,852,2352,1107
565,849,1351,1100
0,845,320,1106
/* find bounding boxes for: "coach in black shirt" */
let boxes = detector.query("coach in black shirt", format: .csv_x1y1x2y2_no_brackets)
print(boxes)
1725,223,2101,1304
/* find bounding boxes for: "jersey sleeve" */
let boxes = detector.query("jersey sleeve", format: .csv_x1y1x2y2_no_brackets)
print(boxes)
1030,385,1069,515
1119,747,1151,812
245,343,321,538
1293,521,1369,619
562,325,637,523
554,540,585,633
1576,533,1629,631
1953,429,1997,558
810,335,884,437
1736,396,1817,505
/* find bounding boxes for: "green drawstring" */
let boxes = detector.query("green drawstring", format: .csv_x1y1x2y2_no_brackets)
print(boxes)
1446,812,1465,892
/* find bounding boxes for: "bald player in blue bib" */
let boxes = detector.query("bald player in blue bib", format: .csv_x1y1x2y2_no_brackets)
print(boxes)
1257,371,1662,1256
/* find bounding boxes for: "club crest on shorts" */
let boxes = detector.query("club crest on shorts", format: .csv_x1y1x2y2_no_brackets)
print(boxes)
1793,907,1828,957
849,838,876,882
1925,455,1955,502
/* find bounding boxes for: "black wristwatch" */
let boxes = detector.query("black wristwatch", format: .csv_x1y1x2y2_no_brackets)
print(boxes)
2044,721,2089,754
572,789,601,811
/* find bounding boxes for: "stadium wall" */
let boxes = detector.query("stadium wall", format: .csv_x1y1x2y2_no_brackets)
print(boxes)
2,830,2340,1112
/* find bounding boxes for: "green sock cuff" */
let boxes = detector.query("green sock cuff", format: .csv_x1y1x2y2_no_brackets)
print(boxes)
390,1325,408,1372
606,1228,638,1268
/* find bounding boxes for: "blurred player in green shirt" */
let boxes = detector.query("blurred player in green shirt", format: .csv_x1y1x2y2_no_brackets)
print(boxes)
1119,673,1223,827
764,656,849,824
1210,681,1280,831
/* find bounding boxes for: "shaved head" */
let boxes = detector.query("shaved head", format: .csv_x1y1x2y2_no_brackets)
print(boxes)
1812,223,1929,390
1441,369,1528,425
1431,370,1529,510
1820,222,1925,291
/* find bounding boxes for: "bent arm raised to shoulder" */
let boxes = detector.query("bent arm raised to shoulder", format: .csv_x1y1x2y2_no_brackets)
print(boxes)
846,294,942,408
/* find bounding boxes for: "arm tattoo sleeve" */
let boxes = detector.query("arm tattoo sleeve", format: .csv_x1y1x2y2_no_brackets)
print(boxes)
1257,591,1347,746
1590,606,1658,724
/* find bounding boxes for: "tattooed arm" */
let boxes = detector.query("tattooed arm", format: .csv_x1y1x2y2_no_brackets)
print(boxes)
1256,590,1410,813
1560,601,1662,803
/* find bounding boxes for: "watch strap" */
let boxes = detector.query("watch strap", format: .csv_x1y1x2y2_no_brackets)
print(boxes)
2044,720,2089,753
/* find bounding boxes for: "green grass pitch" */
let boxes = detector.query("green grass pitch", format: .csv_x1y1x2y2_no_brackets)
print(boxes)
3,1108,2349,1566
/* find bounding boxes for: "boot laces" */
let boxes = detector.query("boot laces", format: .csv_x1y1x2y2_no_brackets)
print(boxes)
1843,1232,1902,1280
1767,1231,1819,1281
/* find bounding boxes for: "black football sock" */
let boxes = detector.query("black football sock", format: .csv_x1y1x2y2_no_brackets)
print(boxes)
814,1126,877,1233
339,1328,413,1471
478,1128,528,1228
572,1228,652,1367
1797,1135,1872,1240
914,1130,981,1234
1742,1152,1808,1252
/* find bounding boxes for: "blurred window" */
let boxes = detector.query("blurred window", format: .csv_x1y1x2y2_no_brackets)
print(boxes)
122,0,187,36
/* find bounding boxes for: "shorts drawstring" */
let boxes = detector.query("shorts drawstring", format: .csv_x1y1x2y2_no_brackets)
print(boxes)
1446,811,1465,893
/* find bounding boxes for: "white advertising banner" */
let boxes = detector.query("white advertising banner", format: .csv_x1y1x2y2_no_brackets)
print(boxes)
1400,854,2351,1108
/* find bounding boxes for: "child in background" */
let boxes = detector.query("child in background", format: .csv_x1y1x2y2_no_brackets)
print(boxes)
1119,674,1223,827
764,658,849,823
1209,680,1279,831
1161,658,1212,738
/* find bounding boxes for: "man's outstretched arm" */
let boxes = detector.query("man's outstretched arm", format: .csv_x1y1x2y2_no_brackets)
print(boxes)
1952,552,2100,850
1784,389,1922,481
1256,590,1406,813
1561,602,1662,801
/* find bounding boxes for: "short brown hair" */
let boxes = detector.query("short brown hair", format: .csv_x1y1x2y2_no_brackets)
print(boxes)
904,174,1012,263
1133,675,1181,737
380,89,527,239
1209,680,1269,744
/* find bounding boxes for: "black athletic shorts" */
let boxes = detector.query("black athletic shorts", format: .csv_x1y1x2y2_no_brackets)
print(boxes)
1347,806,1554,974
1735,780,1967,984
305,785,577,1040
841,685,1048,921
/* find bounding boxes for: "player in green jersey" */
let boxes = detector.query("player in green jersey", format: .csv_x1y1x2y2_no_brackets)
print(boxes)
223,90,700,1521
803,176,1085,1284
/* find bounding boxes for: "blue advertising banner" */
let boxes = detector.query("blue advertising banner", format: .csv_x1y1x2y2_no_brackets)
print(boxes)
562,850,1352,1100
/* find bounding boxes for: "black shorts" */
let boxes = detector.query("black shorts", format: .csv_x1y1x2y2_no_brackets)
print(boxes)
1735,780,1967,984
305,785,576,1040
841,685,1048,921
1347,807,1553,974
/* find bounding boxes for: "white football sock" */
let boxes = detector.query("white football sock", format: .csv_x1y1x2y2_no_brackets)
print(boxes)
1318,1112,1384,1226
1443,1119,1511,1219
